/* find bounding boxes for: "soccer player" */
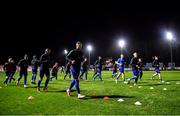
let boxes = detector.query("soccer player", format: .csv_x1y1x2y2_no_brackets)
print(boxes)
37,48,51,92
138,58,143,80
111,60,118,78
79,58,88,80
16,54,29,88
60,66,65,74
3,58,13,86
63,62,71,80
93,56,103,81
66,41,85,99
9,59,16,83
115,54,125,83
127,52,139,86
151,56,162,81
50,62,59,80
31,55,39,84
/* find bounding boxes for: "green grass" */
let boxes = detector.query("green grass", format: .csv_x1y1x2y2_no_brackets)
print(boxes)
0,70,180,115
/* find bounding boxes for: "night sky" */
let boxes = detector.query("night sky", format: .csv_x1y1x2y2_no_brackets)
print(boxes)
1,3,180,66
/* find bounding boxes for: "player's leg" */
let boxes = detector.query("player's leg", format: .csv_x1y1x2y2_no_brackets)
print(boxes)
63,70,68,80
4,72,10,86
55,72,57,80
151,72,158,80
139,70,143,80
127,70,138,84
44,69,50,91
50,72,54,81
16,72,23,86
122,72,125,81
133,70,139,85
79,69,85,79
24,72,27,88
9,72,16,83
67,67,77,96
85,70,88,80
31,69,34,83
158,73,162,81
98,70,102,81
37,70,44,92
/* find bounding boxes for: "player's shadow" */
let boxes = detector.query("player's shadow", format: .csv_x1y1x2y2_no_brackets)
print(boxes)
47,90,76,93
26,86,44,88
143,83,163,86
86,95,135,99
165,80,180,82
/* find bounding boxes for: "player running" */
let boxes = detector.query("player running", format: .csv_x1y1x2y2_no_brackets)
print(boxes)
16,54,29,88
93,56,103,81
50,62,59,80
66,41,85,99
79,58,88,80
37,48,51,92
138,58,143,80
127,52,139,86
31,55,39,84
151,56,162,81
115,54,125,83
63,62,71,80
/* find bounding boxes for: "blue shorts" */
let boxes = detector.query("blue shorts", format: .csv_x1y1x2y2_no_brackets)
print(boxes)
119,67,124,73
32,68,37,74
5,71,12,77
97,68,102,74
132,70,139,76
155,69,160,74
71,66,80,79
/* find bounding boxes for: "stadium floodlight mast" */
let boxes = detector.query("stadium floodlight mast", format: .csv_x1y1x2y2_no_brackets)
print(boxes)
165,31,175,70
118,39,125,53
87,45,92,67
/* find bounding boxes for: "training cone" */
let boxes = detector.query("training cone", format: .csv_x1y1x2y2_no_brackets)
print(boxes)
103,96,109,100
117,98,124,102
27,96,34,100
138,86,142,88
91,94,97,97
134,101,142,106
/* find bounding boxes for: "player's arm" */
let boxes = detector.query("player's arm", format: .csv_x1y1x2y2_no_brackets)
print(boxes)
66,50,75,64
40,55,48,64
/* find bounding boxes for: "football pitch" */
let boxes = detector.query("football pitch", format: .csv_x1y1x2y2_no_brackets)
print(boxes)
0,71,180,115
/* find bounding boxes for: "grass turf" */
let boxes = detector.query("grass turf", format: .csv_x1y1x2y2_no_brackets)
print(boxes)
0,70,180,115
